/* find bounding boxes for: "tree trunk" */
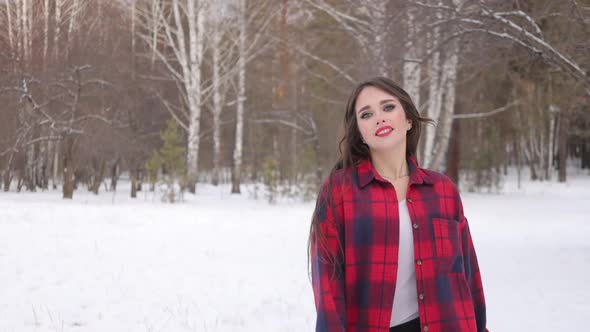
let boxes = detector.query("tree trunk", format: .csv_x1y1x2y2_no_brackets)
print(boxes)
25,143,36,191
150,0,160,68
52,137,60,189
558,109,568,182
429,36,459,172
447,117,461,185
25,123,39,192
231,0,246,194
539,118,547,180
313,134,322,186
2,170,11,192
130,167,138,198
371,0,388,76
403,6,421,108
423,10,442,167
38,139,48,190
582,142,590,169
90,159,106,194
137,168,143,191
16,0,21,57
184,0,205,193
130,0,136,80
62,138,75,199
547,105,557,180
6,0,14,50
529,153,538,181
43,0,50,66
211,24,222,186
54,0,62,62
3,153,14,192
22,0,30,66
514,138,521,189
66,0,80,57
110,159,119,191
528,124,540,181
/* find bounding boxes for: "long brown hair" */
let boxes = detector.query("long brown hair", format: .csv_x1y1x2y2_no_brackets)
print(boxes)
307,77,434,281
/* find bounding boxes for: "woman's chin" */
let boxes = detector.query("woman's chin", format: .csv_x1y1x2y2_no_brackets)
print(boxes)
369,142,405,153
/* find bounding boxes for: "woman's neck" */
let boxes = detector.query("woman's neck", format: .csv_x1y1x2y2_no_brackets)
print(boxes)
370,146,409,179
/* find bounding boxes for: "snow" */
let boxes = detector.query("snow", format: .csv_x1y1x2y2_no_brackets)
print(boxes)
1,167,589,331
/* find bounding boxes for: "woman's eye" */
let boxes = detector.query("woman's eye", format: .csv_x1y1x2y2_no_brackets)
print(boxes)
384,104,396,112
360,112,371,119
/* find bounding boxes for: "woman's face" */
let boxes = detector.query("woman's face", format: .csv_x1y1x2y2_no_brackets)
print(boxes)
354,86,412,154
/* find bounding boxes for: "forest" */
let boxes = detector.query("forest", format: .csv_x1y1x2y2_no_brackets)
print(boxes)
0,0,588,202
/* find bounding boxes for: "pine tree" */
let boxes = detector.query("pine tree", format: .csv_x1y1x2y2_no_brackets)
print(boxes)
262,156,279,204
144,153,160,192
145,119,186,202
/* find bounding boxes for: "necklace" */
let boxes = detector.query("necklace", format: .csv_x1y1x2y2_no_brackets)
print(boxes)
381,173,409,182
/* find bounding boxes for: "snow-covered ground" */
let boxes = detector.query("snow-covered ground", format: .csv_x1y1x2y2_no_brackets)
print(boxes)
1,167,589,331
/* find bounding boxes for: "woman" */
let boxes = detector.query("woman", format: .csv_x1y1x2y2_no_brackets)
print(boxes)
308,77,488,332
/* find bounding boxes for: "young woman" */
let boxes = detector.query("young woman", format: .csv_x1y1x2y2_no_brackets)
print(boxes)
308,77,488,332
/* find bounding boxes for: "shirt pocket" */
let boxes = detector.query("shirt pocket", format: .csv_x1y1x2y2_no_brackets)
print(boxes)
431,217,463,274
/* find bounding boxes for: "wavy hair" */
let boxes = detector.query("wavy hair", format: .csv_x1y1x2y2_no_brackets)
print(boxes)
307,77,434,282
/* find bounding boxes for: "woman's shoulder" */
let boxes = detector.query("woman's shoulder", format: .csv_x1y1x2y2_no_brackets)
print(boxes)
316,164,355,204
419,167,466,218
419,167,461,196
321,161,357,185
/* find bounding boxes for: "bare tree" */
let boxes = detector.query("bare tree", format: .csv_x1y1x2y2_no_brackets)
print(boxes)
4,0,15,50
305,0,395,77
136,0,207,193
54,0,62,62
207,0,233,186
231,0,246,193
403,5,422,108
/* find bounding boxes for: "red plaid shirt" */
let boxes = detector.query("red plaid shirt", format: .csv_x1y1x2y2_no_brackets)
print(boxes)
311,154,488,332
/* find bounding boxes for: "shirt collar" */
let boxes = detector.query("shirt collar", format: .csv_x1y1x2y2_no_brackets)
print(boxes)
356,153,435,188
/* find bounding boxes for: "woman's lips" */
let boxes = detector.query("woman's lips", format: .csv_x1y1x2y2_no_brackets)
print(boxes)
375,126,393,137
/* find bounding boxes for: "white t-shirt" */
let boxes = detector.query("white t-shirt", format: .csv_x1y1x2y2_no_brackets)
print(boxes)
390,199,420,327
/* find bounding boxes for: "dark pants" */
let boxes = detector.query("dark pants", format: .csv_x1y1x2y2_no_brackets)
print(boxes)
389,317,421,332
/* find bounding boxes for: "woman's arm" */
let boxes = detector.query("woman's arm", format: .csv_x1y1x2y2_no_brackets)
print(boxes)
447,175,489,331
310,179,346,332
459,213,489,332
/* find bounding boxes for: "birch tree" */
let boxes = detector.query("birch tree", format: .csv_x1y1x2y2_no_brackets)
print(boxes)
421,3,443,165
65,0,82,57
136,0,277,194
231,0,247,194
409,0,464,172
209,0,277,193
403,5,422,109
304,0,393,77
54,0,62,62
207,0,231,186
43,0,50,66
9,0,37,190
4,0,15,51
416,0,589,174
136,0,207,193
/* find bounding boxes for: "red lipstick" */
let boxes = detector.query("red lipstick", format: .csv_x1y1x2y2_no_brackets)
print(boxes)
375,125,393,137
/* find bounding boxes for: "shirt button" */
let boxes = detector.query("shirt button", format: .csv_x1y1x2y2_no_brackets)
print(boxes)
416,259,422,265
413,223,419,229
419,293,424,300
407,197,413,203
424,326,429,332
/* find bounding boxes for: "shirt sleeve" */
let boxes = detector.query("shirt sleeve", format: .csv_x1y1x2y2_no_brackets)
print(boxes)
310,179,346,332
459,214,489,332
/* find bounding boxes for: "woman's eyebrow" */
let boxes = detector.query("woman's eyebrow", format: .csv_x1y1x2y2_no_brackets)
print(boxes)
357,99,396,114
